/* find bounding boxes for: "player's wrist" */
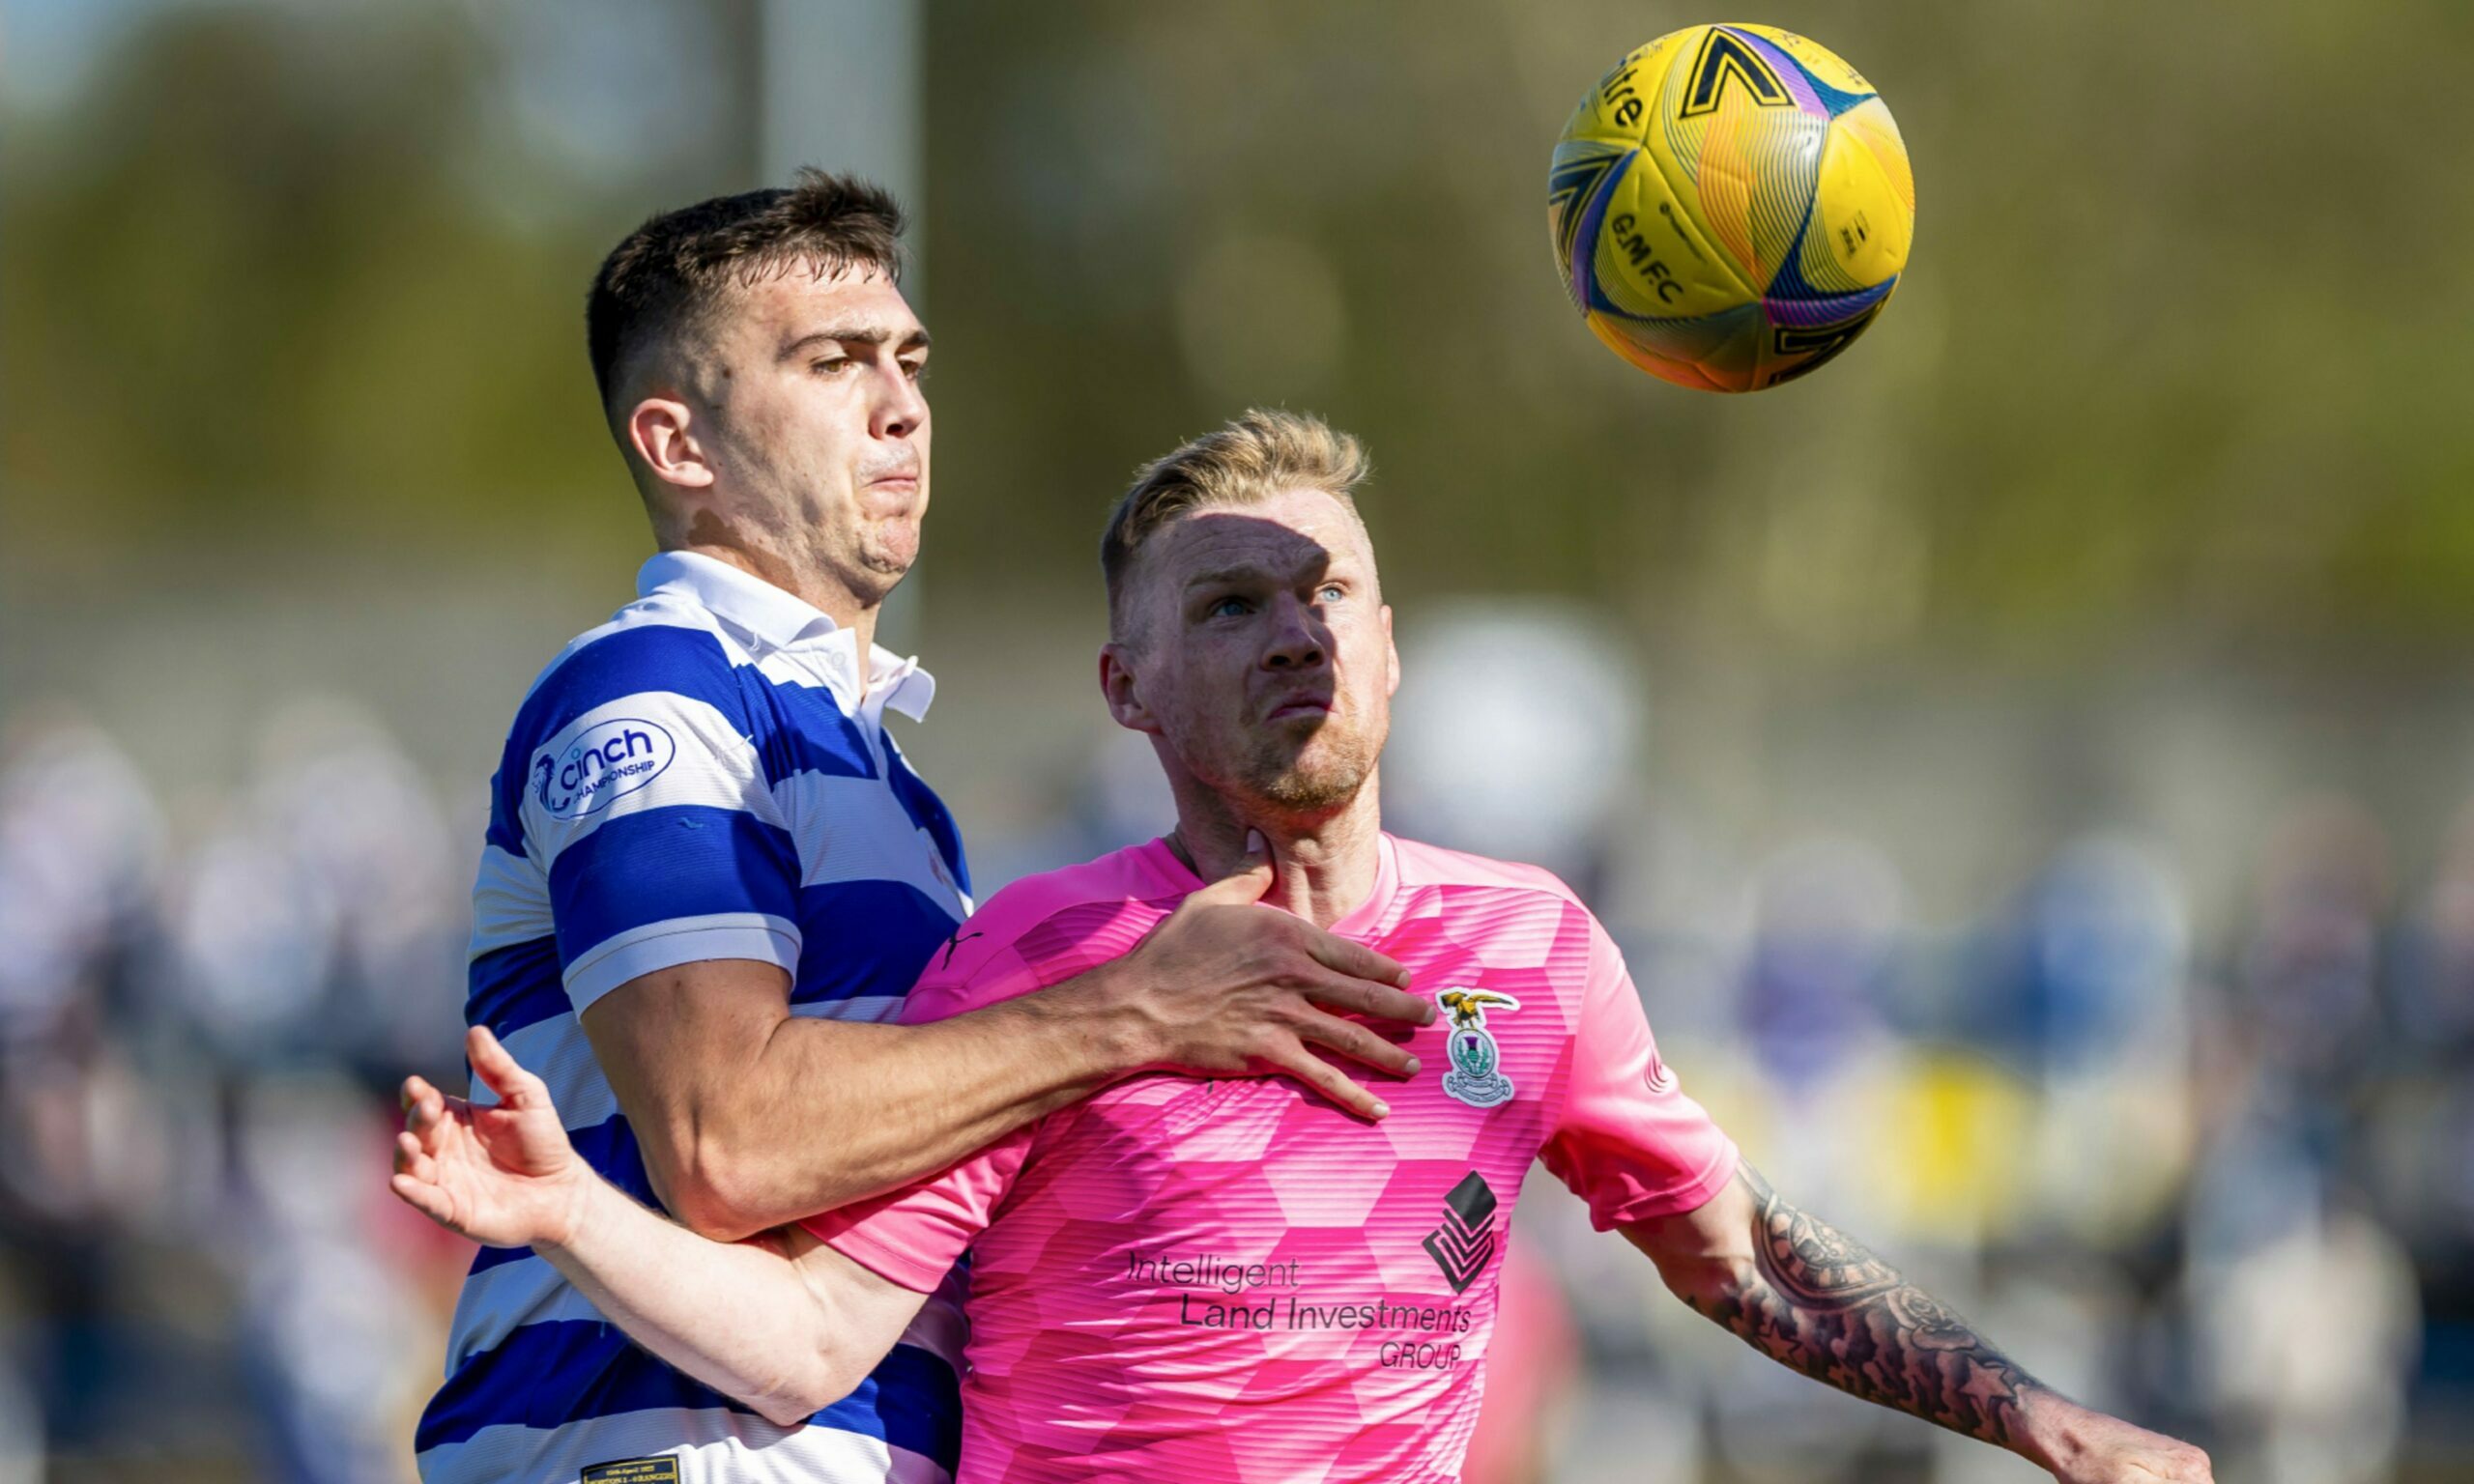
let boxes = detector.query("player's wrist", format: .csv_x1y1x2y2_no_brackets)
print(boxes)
532,1162,610,1254
2009,1385,2091,1475
1058,957,1167,1073
1088,955,1163,1073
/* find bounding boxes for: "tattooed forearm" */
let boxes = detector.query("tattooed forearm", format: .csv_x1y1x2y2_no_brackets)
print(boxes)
1685,1165,2046,1451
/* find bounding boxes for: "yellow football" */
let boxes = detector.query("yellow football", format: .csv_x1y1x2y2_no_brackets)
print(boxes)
1549,24,1915,392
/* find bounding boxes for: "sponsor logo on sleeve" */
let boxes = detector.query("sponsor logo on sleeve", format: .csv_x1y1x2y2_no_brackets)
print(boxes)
532,718,676,820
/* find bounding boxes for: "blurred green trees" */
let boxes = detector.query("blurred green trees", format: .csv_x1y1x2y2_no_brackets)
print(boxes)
9,0,2470,654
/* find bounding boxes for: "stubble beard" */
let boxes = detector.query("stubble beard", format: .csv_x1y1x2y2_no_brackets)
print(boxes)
794,504,917,607
855,513,921,579
1246,716,1380,813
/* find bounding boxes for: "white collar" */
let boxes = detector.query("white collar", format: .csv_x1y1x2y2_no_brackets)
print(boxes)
636,551,936,723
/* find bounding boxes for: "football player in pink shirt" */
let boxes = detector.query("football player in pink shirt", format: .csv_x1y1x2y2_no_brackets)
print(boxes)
394,411,2211,1484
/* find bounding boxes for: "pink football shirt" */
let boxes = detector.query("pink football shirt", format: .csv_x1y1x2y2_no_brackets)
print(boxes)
803,834,1737,1484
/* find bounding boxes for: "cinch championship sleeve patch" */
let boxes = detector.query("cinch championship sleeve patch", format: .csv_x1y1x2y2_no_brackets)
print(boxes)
517,679,801,1013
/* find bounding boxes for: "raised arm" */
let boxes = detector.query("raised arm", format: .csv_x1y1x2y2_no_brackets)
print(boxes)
590,842,1432,1241
394,1025,924,1426
1624,1166,2211,1484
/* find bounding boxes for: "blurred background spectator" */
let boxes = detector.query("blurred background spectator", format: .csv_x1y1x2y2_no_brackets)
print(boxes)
5,1,2472,1480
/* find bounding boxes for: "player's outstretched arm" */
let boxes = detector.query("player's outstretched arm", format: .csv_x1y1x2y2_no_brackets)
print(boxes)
1624,1165,2212,1484
392,1026,927,1427
590,836,1432,1241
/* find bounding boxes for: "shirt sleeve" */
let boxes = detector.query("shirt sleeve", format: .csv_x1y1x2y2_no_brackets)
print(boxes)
799,1127,1035,1293
512,625,802,1013
1539,916,1739,1229
795,922,1052,1291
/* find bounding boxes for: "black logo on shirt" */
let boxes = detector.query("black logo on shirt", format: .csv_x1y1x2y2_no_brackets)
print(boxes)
1422,1171,1498,1295
939,929,983,970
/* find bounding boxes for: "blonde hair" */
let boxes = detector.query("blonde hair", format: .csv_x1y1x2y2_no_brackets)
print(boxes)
1100,409,1371,635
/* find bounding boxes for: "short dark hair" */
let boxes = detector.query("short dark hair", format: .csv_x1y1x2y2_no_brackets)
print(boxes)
586,167,906,415
1100,409,1372,637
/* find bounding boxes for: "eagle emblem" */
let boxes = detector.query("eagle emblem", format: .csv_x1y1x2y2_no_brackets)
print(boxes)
1436,989,1520,1109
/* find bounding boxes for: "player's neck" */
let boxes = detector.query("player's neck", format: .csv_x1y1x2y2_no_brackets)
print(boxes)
1171,785,1385,929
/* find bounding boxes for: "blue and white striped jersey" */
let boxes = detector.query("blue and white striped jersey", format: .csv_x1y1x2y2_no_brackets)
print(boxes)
417,551,972,1484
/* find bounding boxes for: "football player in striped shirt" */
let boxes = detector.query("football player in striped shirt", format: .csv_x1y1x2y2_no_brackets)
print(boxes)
398,411,2212,1484
413,181,1431,1484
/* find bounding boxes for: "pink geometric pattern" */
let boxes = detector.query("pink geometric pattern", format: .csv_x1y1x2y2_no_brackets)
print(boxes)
803,834,1738,1483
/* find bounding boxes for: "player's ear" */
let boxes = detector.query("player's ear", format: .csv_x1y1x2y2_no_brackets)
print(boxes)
1099,643,1161,735
627,396,716,492
1381,604,1400,698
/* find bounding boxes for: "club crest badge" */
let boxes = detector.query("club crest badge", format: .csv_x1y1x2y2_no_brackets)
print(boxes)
1437,989,1521,1109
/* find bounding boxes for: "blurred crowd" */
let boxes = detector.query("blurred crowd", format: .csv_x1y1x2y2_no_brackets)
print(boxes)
0,699,470,1483
3,616,2471,1483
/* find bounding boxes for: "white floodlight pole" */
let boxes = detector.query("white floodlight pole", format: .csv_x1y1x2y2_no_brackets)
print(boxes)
762,0,928,650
